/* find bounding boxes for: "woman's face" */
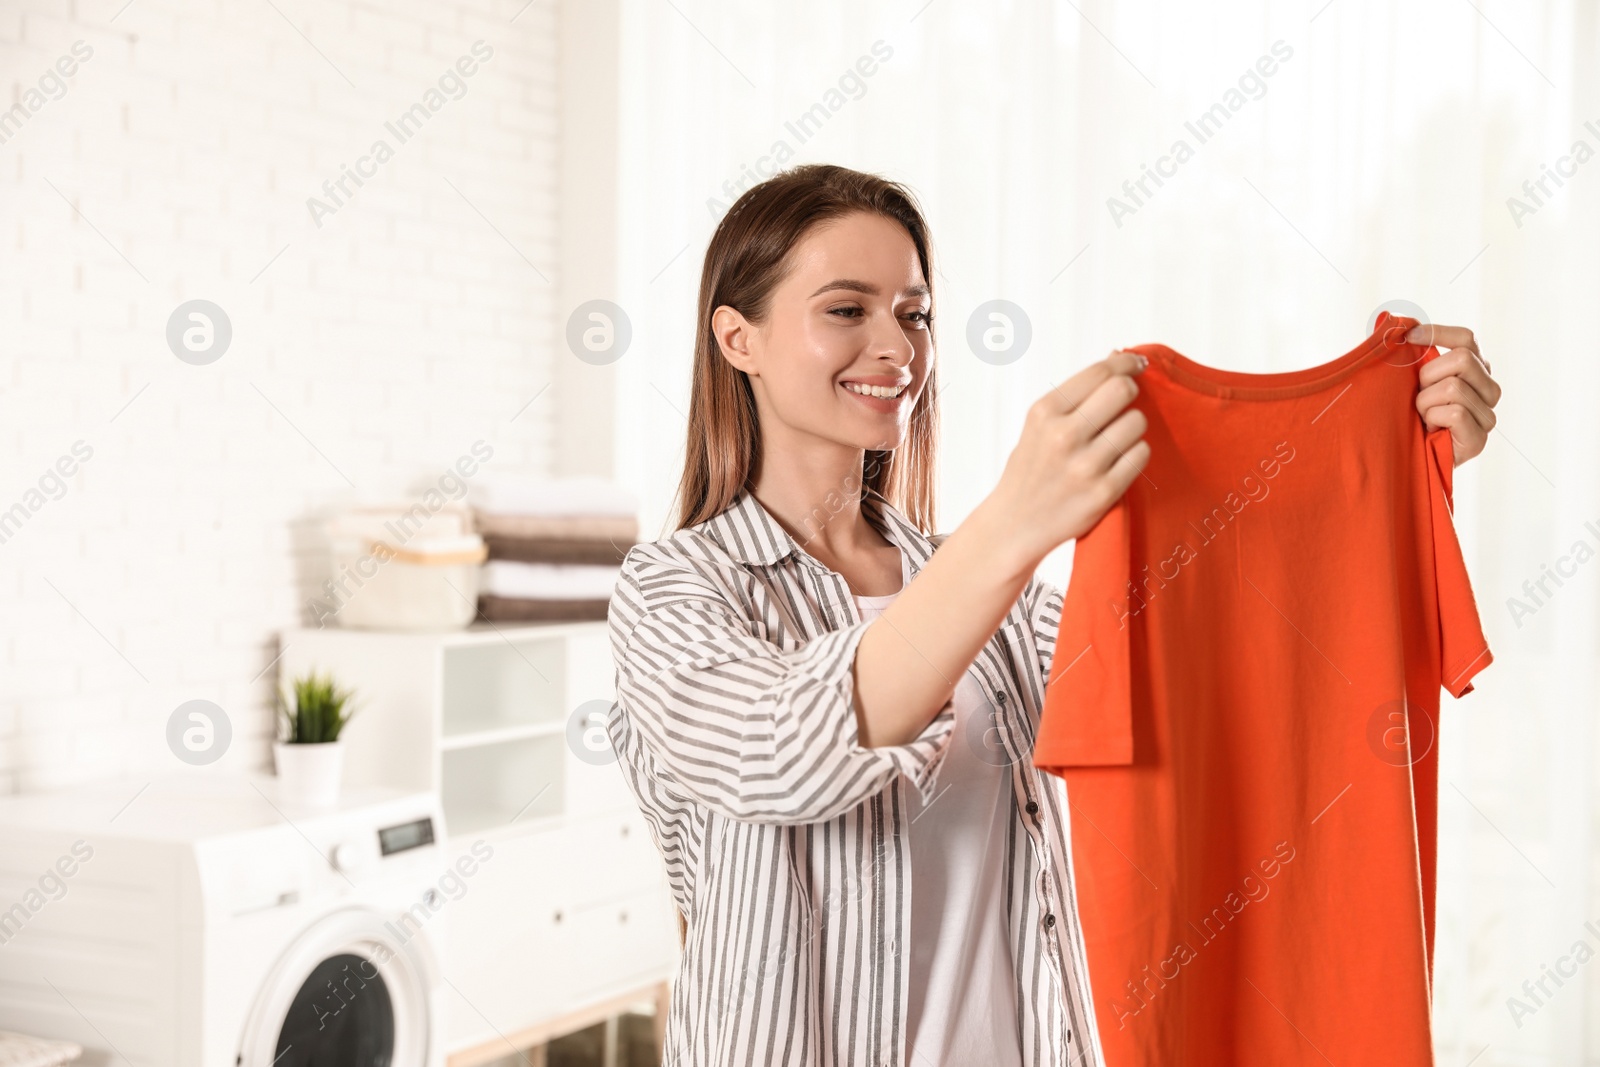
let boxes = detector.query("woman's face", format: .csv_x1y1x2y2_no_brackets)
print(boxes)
716,210,933,454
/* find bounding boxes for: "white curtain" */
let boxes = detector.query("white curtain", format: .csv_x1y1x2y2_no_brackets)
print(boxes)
610,0,1600,1059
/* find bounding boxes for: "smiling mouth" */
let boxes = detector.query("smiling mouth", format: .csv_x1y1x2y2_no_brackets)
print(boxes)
841,381,909,399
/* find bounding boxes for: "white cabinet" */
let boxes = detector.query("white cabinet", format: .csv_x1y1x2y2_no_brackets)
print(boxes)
277,622,677,1056
278,623,635,831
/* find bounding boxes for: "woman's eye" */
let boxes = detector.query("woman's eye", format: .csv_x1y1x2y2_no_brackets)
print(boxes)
825,305,930,326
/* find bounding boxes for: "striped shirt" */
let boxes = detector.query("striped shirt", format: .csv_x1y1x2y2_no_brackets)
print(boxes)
606,488,1105,1067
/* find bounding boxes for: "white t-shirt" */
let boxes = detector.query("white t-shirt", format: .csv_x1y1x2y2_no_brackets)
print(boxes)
852,549,1025,1067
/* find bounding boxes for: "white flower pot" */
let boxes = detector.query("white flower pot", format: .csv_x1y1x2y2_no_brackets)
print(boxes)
273,741,345,809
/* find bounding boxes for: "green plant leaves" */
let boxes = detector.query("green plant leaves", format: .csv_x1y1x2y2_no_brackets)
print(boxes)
277,669,358,744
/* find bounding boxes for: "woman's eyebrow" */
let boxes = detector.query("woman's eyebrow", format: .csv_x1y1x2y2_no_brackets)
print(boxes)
809,279,932,299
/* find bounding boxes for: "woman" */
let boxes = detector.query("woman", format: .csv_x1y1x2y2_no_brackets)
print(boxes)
605,164,1499,1067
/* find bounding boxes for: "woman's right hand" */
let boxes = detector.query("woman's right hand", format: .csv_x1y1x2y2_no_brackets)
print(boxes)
852,349,1149,750
984,349,1151,573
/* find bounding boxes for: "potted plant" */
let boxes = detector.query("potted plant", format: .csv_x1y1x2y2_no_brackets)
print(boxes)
274,669,359,808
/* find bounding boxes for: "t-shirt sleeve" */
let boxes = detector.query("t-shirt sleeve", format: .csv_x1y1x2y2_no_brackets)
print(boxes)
1033,497,1135,773
1423,423,1494,697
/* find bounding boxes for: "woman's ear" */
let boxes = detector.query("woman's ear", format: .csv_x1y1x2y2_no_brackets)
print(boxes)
712,305,758,375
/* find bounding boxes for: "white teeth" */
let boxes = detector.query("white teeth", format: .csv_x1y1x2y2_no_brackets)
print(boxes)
843,382,906,399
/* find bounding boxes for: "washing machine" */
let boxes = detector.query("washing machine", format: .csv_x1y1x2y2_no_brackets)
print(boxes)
0,772,448,1066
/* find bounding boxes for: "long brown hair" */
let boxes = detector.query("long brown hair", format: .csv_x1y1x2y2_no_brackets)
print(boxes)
672,164,940,534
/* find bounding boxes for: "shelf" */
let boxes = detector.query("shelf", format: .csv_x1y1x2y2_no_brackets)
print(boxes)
439,721,564,751
433,620,604,648
442,734,566,837
442,639,566,738
280,620,606,654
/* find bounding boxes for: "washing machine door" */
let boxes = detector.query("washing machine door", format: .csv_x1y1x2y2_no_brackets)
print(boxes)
238,908,441,1067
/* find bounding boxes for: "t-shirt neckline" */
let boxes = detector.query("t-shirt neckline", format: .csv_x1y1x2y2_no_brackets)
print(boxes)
1143,312,1418,400
851,546,912,604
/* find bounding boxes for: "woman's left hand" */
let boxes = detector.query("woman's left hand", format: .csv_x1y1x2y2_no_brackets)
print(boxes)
1409,323,1501,467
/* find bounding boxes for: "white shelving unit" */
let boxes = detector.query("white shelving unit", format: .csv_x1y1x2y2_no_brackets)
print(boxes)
277,620,678,1059
279,621,622,833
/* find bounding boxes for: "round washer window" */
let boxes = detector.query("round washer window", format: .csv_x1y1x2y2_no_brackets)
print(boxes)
274,952,396,1067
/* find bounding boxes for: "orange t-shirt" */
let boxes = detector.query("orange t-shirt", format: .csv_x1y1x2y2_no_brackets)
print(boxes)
1034,312,1492,1066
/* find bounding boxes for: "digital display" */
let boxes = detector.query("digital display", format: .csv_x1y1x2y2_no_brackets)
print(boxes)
378,817,435,856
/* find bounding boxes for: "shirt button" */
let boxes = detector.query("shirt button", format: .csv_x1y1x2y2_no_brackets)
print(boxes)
995,690,1008,704
1044,913,1056,928
1024,800,1039,816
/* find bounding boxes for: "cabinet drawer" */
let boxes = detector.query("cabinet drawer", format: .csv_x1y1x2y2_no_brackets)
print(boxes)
550,810,667,905
554,885,680,1008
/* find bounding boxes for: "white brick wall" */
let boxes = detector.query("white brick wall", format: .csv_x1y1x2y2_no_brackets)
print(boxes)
0,0,560,790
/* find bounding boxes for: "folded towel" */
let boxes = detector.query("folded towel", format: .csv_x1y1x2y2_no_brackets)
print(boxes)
474,513,639,542
478,595,610,623
469,475,637,519
0,1030,82,1067
480,560,622,600
483,534,633,567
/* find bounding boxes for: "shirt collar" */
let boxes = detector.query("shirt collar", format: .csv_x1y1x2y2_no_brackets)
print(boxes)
701,487,937,576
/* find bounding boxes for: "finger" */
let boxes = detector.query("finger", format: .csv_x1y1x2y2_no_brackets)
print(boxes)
1081,405,1149,472
1420,401,1465,432
1419,346,1500,407
1420,391,1491,441
1065,369,1143,443
1042,350,1147,415
1420,404,1488,464
1406,323,1479,358
1103,438,1152,499
1417,376,1497,433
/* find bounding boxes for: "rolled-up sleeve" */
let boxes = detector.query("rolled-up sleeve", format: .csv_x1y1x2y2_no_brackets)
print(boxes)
608,542,955,824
